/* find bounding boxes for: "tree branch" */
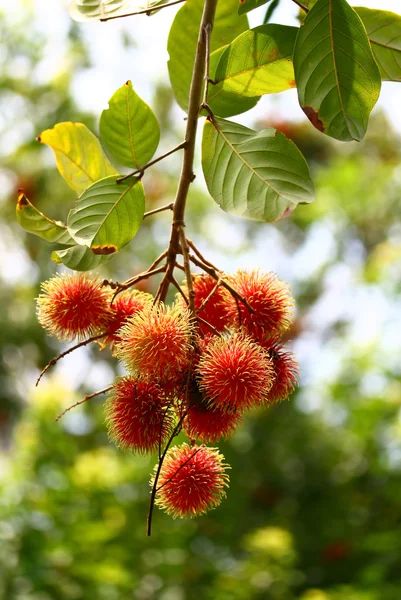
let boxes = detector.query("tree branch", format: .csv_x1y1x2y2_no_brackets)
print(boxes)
55,385,113,422
111,265,166,300
143,203,174,219
155,0,218,305
36,332,108,386
147,414,187,536
189,253,255,314
117,142,186,183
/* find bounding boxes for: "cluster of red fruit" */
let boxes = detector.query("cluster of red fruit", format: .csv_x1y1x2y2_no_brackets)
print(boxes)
37,269,299,520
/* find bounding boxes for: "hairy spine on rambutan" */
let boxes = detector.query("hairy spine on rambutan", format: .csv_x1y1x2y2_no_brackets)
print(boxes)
105,377,173,454
153,443,229,518
116,303,194,382
177,274,231,335
102,290,153,350
197,333,275,413
183,378,242,442
266,345,300,403
36,272,111,341
223,269,294,340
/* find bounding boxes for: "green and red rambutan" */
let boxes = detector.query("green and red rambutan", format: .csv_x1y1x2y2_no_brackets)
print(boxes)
105,377,173,454
36,272,111,341
178,274,231,335
197,333,274,412
267,345,300,403
103,290,153,349
153,443,229,518
224,269,294,340
116,302,193,382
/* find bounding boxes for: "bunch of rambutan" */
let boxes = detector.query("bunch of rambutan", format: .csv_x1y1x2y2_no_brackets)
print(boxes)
36,269,299,523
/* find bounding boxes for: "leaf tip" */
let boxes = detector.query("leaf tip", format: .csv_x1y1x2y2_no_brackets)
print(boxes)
302,106,325,133
17,189,28,211
91,245,117,255
125,80,132,87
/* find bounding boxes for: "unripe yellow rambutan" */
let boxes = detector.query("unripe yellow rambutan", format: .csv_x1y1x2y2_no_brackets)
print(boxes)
116,302,193,382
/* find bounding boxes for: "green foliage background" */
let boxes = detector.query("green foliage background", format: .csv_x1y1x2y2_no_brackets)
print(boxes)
1,4,401,600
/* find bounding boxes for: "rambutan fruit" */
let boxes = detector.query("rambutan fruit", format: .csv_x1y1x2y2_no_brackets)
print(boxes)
197,333,274,412
267,345,299,403
36,272,111,341
103,290,153,349
116,303,193,382
153,443,229,518
224,269,294,340
105,377,173,454
183,378,242,442
178,274,231,335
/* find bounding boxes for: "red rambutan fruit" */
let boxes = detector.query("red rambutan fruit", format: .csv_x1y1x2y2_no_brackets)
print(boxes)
266,345,300,403
178,274,231,335
116,303,193,382
183,378,242,442
153,443,229,518
224,269,294,340
103,290,153,349
36,272,111,341
197,333,275,412
105,377,173,454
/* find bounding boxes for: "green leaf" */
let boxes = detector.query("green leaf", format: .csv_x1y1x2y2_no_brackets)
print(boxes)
168,0,249,112
293,0,381,142
51,246,111,271
212,24,298,98
16,190,74,245
39,123,117,194
208,46,260,118
100,81,160,169
67,176,145,252
355,7,401,82
238,0,271,16
201,117,314,222
69,0,162,21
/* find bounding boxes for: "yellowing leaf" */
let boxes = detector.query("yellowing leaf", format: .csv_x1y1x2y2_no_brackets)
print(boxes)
39,122,117,194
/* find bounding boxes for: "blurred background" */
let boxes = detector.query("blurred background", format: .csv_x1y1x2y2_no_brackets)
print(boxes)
1,0,401,599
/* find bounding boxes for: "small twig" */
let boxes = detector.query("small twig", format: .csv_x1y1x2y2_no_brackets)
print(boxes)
201,22,213,107
102,250,167,291
170,274,189,305
174,261,185,271
143,203,174,219
158,396,176,460
55,385,113,422
189,254,255,314
186,238,219,271
196,278,221,314
197,316,219,335
156,448,202,493
147,250,168,272
290,0,309,12
36,332,108,386
147,414,187,536
178,229,196,315
200,102,215,121
100,0,186,21
117,142,187,183
112,265,167,300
